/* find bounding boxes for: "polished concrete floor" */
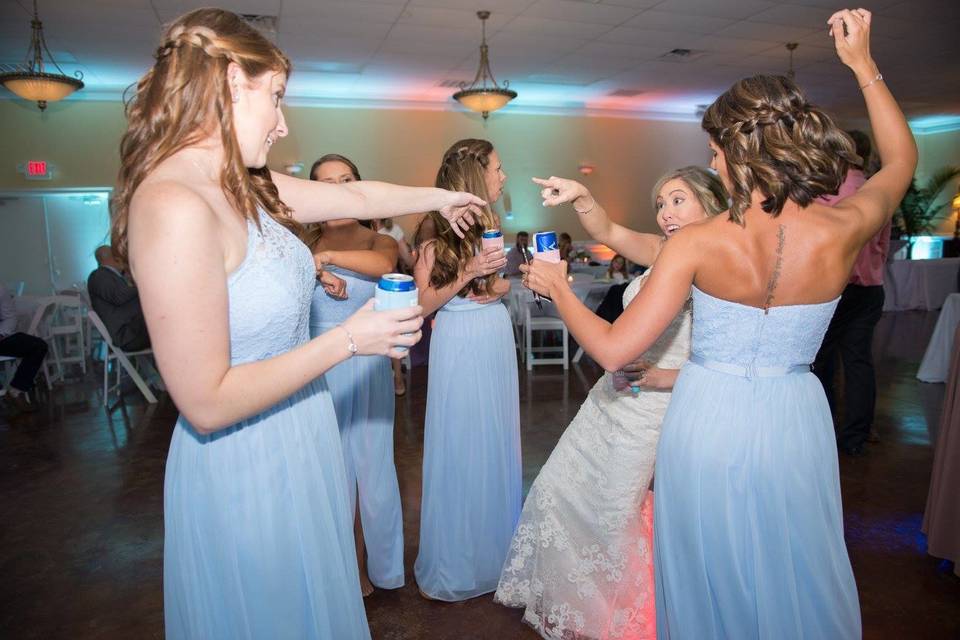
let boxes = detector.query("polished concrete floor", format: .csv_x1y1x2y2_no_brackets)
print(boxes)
1,310,958,639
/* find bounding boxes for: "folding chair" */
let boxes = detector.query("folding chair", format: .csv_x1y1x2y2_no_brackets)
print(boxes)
87,310,158,405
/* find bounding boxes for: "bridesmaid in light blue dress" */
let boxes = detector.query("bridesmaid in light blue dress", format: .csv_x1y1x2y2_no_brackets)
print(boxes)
522,11,914,638
413,138,521,601
164,211,372,639
307,154,405,595
117,11,483,637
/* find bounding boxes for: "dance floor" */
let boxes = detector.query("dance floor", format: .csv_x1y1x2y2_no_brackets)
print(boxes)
1,310,958,639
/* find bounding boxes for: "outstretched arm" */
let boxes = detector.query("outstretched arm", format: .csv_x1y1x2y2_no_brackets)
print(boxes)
271,171,484,237
522,229,697,371
128,182,423,434
827,9,917,243
533,176,664,266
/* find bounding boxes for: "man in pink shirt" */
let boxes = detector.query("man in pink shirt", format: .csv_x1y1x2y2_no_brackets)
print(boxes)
814,130,891,457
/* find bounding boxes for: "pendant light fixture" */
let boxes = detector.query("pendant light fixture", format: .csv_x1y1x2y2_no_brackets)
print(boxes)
786,42,799,80
453,10,516,120
0,0,84,111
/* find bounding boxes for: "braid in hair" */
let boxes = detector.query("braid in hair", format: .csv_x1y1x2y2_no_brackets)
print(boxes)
702,74,859,224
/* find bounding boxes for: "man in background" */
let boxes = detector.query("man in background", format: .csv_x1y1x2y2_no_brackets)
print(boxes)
504,231,530,277
814,130,891,456
88,245,150,352
0,282,48,413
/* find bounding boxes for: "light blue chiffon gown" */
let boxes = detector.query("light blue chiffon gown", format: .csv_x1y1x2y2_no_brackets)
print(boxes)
654,286,861,639
164,212,370,639
309,265,404,589
414,294,522,601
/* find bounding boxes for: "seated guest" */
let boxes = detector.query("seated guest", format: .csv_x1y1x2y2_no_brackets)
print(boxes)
0,282,47,413
813,130,889,456
606,254,630,282
88,246,150,351
504,231,530,276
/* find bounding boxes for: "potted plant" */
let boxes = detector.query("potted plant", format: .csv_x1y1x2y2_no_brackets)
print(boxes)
894,166,960,258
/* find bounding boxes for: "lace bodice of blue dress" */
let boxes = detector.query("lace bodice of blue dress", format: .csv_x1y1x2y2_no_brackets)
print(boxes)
225,212,315,364
689,285,840,368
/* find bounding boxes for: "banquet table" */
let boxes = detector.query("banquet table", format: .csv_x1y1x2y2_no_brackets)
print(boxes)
883,258,959,311
505,276,614,322
918,293,960,383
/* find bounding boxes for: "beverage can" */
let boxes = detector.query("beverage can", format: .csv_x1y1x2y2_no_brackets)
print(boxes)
375,273,418,353
481,229,504,252
533,231,560,263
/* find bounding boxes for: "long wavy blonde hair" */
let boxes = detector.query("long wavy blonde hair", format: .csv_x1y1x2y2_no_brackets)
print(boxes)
111,8,295,265
425,138,499,296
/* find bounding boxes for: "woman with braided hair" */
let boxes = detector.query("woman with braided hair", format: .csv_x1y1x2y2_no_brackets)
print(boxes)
413,138,521,602
522,9,916,638
116,8,483,639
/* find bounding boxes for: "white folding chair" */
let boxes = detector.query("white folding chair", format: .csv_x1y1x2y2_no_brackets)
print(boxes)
0,355,17,397
25,297,62,389
48,295,87,377
524,301,569,370
87,310,158,405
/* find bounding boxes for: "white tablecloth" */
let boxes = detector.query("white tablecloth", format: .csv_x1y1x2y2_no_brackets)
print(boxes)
884,258,959,311
918,293,960,383
505,276,613,323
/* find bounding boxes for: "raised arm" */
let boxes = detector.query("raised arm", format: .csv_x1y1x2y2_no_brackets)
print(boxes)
533,176,664,266
317,234,399,279
270,171,483,237
522,228,697,371
127,182,423,434
827,9,917,243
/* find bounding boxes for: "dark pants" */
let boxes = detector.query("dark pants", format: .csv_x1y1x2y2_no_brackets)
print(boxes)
813,284,885,451
0,333,49,393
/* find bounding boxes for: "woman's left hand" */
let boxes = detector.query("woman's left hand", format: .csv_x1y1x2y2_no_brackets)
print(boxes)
519,259,568,299
439,191,487,239
468,277,511,304
624,359,678,390
319,270,348,300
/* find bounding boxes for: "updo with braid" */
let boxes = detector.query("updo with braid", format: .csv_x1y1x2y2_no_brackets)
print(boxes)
111,8,294,266
702,74,860,224
425,138,499,296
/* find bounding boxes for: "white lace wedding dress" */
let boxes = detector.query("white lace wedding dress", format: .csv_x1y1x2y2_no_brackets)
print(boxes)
495,272,692,640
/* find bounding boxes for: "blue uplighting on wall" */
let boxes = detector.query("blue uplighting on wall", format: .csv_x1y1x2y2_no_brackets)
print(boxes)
909,115,960,135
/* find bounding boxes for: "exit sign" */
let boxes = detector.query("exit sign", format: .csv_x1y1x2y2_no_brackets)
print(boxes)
18,160,54,180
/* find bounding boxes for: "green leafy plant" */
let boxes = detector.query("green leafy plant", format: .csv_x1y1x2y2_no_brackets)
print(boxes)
894,166,960,258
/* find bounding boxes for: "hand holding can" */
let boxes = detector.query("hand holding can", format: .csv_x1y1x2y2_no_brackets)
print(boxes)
375,274,419,354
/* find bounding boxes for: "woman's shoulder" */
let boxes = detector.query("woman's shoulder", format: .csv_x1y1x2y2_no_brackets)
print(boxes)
130,177,216,229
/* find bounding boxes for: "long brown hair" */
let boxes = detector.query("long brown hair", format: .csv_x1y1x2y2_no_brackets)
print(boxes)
702,74,859,224
301,154,366,249
425,138,499,296
111,8,294,265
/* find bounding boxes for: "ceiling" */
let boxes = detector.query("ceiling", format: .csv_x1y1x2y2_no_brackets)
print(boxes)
1,0,958,124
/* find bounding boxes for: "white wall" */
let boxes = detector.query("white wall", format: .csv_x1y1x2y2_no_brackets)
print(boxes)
0,191,111,295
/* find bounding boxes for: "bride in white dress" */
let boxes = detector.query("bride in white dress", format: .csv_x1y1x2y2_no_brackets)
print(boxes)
495,167,727,639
